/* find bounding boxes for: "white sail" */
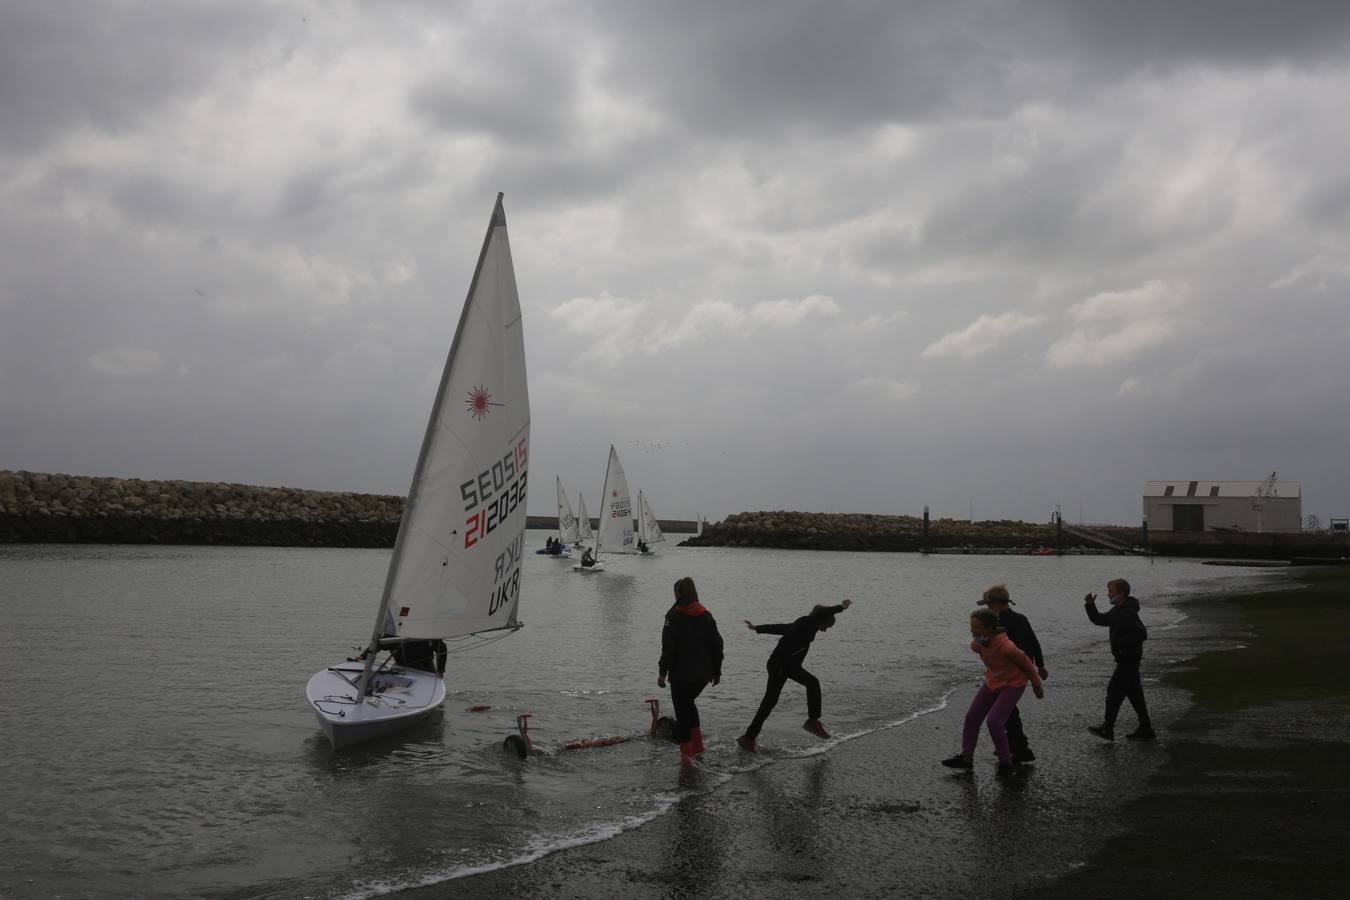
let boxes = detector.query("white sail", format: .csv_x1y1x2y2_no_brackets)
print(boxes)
596,445,635,556
638,490,665,545
557,476,579,542
378,194,529,640
696,515,705,537
576,493,593,541
307,193,527,750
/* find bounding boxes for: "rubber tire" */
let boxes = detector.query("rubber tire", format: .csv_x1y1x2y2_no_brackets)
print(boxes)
653,716,677,742
503,734,528,759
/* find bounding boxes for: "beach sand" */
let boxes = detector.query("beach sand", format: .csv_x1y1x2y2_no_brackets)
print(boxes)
398,568,1349,900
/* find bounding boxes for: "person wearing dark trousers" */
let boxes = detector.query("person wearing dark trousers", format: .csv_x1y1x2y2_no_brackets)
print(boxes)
657,577,724,764
1084,577,1155,741
940,608,1044,778
736,599,852,753
977,584,1048,762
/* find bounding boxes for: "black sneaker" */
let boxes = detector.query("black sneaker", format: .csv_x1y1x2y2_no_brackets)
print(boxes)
1125,726,1157,741
1087,724,1115,741
1012,746,1037,763
995,760,1018,779
940,753,973,769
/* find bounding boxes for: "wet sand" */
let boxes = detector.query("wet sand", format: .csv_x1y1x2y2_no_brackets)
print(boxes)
1028,566,1350,900
392,568,1350,899
398,575,1292,899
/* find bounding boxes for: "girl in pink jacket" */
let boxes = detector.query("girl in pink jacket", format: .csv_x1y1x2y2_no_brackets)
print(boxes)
941,608,1045,777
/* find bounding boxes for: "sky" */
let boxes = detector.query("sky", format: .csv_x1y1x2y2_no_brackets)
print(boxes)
3,0,1349,526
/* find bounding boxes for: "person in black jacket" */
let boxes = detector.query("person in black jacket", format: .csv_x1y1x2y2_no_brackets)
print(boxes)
1084,578,1154,741
736,598,853,752
657,576,724,763
977,584,1048,763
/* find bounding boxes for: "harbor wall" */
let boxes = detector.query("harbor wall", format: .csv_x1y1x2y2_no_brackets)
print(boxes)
3,471,1344,557
0,470,691,547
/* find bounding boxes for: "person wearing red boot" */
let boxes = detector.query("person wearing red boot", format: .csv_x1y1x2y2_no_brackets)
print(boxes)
658,576,724,763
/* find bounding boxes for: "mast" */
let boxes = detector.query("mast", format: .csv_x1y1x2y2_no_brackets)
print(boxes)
356,193,508,698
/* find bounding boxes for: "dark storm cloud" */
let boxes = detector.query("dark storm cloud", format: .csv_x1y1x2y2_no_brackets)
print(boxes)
597,0,1350,141
0,2,285,154
407,30,583,144
1043,0,1350,67
597,0,1001,135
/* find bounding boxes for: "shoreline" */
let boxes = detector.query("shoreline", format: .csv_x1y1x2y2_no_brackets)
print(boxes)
371,567,1328,899
1022,565,1350,899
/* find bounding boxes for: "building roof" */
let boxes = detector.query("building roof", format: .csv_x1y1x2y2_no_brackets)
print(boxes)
1144,480,1301,499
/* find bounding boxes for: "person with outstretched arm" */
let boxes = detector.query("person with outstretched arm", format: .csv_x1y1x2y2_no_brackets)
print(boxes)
1084,578,1154,741
736,598,852,753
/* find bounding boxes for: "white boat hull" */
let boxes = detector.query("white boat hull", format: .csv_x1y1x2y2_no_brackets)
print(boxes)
306,663,447,749
572,562,606,573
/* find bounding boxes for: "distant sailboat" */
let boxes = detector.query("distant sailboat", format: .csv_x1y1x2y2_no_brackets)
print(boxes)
575,493,594,546
575,445,634,572
537,476,575,557
636,489,664,554
696,514,706,537
305,194,529,749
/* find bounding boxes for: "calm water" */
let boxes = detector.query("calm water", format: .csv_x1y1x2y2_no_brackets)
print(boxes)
0,535,1260,899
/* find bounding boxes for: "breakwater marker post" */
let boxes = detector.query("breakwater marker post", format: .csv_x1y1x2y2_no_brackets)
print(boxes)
922,505,930,554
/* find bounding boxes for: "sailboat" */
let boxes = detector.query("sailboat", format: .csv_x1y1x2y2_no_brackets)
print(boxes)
537,476,575,557
575,445,634,572
636,489,665,554
575,493,594,547
306,194,530,749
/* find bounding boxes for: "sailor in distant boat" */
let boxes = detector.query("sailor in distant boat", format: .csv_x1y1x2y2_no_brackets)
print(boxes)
580,547,597,568
736,598,852,753
657,577,724,764
637,539,649,554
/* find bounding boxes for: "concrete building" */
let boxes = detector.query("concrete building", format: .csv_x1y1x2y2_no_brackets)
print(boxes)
1144,480,1302,534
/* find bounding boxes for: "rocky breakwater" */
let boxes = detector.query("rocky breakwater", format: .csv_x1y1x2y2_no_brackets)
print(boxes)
680,510,1059,552
0,470,404,547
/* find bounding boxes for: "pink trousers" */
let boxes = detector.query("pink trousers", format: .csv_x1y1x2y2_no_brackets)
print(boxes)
961,682,1026,763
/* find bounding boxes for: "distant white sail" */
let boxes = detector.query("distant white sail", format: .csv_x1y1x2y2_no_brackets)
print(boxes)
638,490,664,546
596,445,635,556
696,514,705,537
557,476,579,543
576,493,593,542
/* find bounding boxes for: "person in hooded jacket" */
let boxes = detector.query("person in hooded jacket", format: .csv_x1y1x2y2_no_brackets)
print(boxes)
735,598,852,753
941,608,1045,778
657,576,724,763
977,583,1048,763
1084,577,1154,741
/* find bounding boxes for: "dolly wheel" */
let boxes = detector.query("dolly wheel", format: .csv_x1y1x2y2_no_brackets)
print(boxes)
503,734,528,759
654,716,677,742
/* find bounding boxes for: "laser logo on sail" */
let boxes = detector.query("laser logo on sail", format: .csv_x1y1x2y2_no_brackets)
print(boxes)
465,385,501,420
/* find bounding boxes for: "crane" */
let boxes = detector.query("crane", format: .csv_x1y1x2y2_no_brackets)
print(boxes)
1251,471,1278,534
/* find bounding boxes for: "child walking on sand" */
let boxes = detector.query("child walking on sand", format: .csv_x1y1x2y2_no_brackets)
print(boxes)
941,608,1044,778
